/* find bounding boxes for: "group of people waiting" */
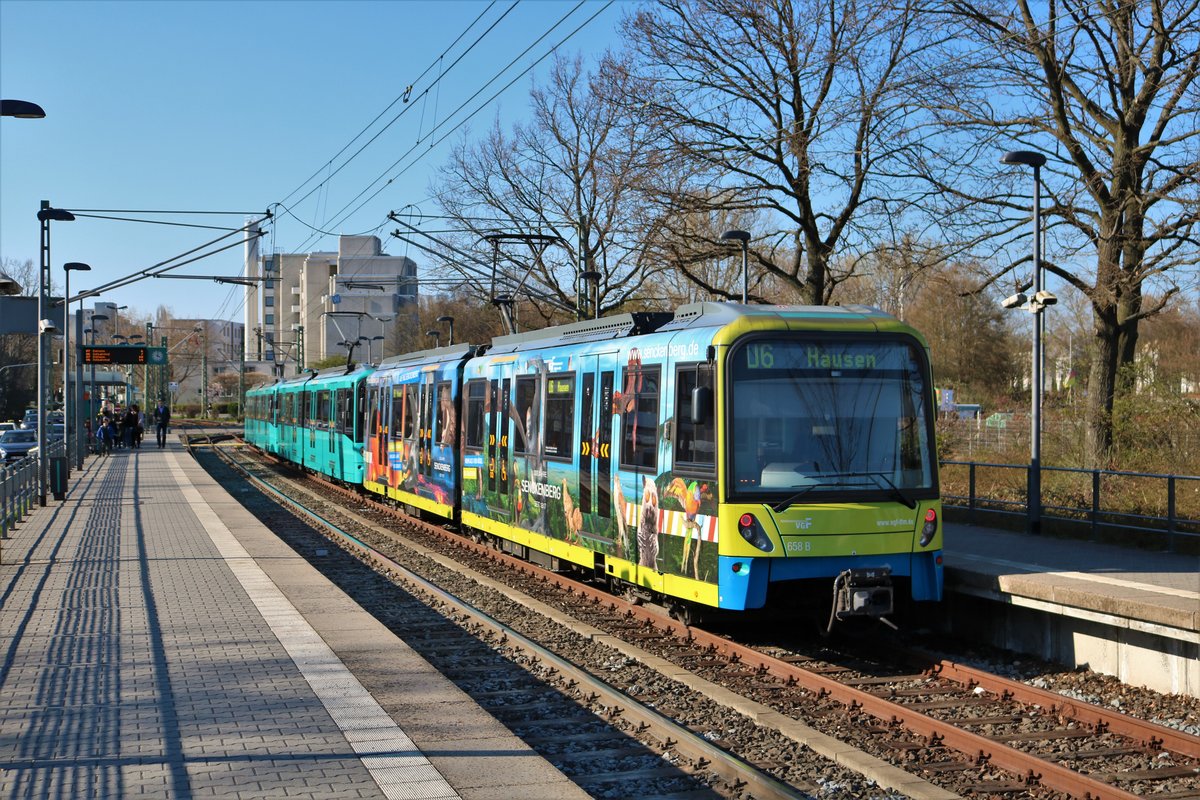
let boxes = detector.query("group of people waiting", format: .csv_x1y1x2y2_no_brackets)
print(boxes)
94,401,171,455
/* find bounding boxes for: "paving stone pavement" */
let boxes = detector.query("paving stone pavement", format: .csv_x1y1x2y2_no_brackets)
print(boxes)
0,444,457,799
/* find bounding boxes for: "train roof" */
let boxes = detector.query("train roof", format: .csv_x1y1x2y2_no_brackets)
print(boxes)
376,342,475,369
484,302,903,353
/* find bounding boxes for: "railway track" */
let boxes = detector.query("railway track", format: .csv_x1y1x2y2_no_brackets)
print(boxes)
190,433,1200,800
192,434,860,800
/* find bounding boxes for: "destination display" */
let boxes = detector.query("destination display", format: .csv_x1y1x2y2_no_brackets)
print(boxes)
83,345,168,365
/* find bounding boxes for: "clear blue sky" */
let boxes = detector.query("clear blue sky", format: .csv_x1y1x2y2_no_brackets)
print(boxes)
1,0,626,322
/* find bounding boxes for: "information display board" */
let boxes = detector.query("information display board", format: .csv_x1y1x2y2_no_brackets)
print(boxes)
83,345,168,365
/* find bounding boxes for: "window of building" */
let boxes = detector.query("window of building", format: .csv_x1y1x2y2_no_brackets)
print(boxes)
265,295,274,307
543,374,574,460
673,363,715,472
265,314,274,325
620,364,660,471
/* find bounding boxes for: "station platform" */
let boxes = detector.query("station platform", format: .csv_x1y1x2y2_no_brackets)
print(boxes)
941,522,1199,698
0,442,588,799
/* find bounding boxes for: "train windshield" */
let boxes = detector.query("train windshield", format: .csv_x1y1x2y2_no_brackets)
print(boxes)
729,336,935,499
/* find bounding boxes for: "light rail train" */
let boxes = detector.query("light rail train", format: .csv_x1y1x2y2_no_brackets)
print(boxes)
245,302,943,624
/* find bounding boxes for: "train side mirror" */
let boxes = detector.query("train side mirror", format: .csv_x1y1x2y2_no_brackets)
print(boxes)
691,385,713,425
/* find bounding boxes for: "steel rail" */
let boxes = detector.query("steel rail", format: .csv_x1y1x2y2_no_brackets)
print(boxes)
925,656,1200,760
210,439,811,800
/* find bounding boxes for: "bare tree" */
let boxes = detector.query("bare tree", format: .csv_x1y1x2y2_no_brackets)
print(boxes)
428,53,669,326
921,0,1200,462
623,0,944,305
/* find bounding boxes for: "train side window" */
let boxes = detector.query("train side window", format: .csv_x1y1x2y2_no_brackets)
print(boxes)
674,363,715,472
513,376,536,454
404,384,418,439
390,386,405,439
356,382,366,440
465,379,486,449
317,390,332,429
301,390,311,427
433,381,452,446
543,374,575,460
619,364,660,471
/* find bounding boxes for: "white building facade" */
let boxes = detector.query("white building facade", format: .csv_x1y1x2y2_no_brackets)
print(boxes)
244,234,416,374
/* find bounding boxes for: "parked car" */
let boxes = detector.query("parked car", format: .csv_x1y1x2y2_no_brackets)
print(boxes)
0,429,38,463
47,424,66,442
46,411,65,425
20,410,38,429
0,422,15,433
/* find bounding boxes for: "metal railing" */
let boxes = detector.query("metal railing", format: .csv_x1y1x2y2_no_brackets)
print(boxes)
940,460,1200,551
1,438,72,542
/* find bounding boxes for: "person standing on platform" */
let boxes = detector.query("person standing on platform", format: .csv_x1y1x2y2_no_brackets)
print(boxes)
122,406,138,449
155,400,171,449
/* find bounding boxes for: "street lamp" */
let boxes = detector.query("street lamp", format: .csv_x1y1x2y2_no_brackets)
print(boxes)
0,271,21,295
720,229,751,304
426,330,440,348
62,262,90,467
437,315,455,346
1,99,47,118
1000,149,1049,535
36,203,75,505
357,335,384,363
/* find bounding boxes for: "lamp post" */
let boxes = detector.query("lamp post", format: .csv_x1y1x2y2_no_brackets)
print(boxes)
437,315,455,346
1000,149,1049,535
62,262,90,468
720,229,751,304
36,203,75,505
426,330,440,348
357,335,384,364
88,314,109,421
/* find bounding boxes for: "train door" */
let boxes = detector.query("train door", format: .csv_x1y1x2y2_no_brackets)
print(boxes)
578,353,618,547
618,351,663,575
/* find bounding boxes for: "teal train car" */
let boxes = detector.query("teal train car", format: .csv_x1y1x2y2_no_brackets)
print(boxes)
245,364,373,486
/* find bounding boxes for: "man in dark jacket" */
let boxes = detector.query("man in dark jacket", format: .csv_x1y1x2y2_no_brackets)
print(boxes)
155,401,171,449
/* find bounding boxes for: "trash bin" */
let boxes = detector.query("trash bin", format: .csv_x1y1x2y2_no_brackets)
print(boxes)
50,456,68,501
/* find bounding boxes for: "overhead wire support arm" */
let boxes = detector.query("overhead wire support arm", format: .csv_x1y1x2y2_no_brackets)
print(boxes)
482,231,566,334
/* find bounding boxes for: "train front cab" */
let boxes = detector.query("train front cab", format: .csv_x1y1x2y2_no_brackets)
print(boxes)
706,307,944,621
447,304,942,624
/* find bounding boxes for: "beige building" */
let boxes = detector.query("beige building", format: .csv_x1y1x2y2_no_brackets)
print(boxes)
244,233,417,374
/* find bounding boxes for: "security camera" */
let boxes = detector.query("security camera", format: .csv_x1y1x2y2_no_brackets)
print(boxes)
1032,290,1058,307
1001,292,1028,310
39,319,58,334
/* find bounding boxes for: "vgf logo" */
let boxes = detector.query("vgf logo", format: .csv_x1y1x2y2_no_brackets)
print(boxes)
789,517,813,530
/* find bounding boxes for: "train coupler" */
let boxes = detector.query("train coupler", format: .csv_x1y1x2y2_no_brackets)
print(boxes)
832,567,893,622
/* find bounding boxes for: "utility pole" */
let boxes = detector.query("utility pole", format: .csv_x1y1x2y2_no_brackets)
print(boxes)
296,325,304,374
144,322,152,404
238,338,245,419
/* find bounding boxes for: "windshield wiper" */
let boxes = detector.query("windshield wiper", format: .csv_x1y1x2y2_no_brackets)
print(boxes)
859,471,917,509
768,472,870,512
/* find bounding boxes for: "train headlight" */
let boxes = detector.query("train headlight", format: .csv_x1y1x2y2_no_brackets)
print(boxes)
738,513,774,552
919,508,937,548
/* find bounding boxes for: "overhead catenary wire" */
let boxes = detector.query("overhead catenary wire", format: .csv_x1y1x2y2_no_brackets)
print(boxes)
281,0,603,258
